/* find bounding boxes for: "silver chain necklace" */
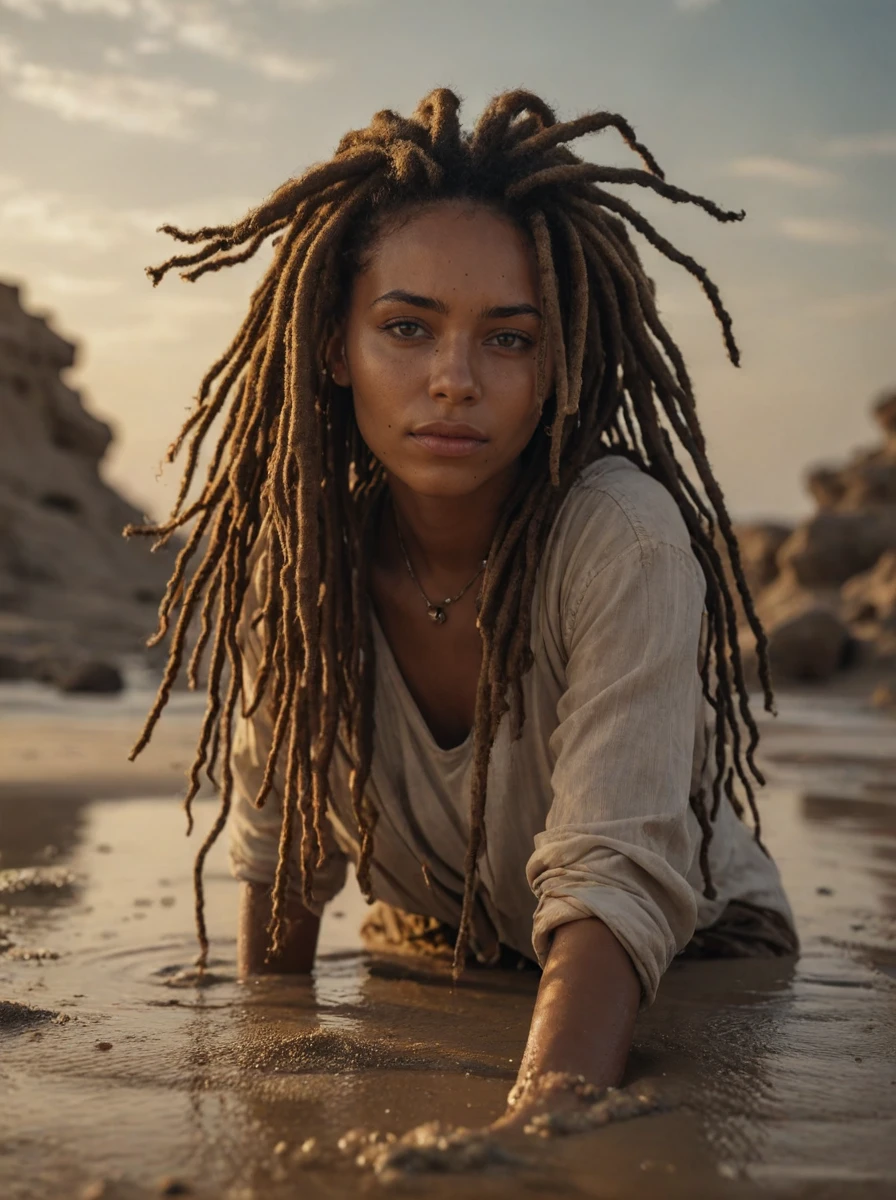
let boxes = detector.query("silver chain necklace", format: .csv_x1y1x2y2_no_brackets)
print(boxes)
393,509,487,625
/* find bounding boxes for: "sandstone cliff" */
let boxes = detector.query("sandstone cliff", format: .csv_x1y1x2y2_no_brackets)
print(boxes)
0,281,173,685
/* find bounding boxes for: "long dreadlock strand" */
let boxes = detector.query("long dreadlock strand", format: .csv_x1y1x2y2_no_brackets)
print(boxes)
529,211,570,418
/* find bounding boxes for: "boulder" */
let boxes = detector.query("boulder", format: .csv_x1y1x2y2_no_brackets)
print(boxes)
776,509,896,587
738,567,844,684
806,446,896,511
732,523,792,595
871,681,896,711
55,660,124,695
841,457,896,508
842,550,896,627
806,465,845,510
874,390,896,440
0,652,26,681
766,606,851,683
753,567,838,628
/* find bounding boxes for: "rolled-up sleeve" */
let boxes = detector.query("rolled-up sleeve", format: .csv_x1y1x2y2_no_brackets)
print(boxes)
227,544,347,913
527,536,706,1005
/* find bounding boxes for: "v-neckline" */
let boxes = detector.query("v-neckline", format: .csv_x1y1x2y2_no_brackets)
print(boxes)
370,608,474,760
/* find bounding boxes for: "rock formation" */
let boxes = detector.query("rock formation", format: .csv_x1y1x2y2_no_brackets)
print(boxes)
0,281,174,687
734,390,896,686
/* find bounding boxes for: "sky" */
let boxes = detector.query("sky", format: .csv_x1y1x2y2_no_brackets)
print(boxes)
1,0,894,523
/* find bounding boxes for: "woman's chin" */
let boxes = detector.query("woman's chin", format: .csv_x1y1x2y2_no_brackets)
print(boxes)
392,464,506,501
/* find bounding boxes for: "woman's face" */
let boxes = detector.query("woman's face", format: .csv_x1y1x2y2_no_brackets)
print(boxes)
329,200,551,500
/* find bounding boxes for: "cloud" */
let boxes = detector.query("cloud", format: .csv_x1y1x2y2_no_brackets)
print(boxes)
777,217,882,247
0,190,120,249
133,35,166,53
0,0,45,13
0,0,132,14
725,156,838,188
277,0,373,9
821,132,896,158
811,287,896,322
175,14,243,60
0,0,329,84
89,291,241,347
0,178,259,251
250,50,330,82
41,272,122,296
675,0,721,11
0,37,217,137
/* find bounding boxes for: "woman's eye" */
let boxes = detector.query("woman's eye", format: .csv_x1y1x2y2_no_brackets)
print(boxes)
492,331,531,349
385,320,424,339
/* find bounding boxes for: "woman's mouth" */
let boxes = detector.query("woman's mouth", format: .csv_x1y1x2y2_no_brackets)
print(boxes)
409,422,488,458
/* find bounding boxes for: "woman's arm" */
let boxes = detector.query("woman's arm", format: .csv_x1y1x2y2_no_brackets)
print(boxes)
493,917,640,1130
229,542,348,979
495,525,708,1129
237,881,321,978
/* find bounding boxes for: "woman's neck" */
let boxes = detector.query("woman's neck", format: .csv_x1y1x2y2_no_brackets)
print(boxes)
381,461,520,580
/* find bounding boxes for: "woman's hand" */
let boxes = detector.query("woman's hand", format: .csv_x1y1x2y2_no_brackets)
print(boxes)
489,1070,600,1136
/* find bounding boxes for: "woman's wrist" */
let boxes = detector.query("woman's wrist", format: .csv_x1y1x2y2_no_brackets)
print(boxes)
237,880,321,978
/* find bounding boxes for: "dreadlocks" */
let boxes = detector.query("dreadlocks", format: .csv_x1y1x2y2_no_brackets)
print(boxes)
127,87,774,979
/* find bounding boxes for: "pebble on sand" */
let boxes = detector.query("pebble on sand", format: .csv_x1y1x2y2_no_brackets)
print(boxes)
158,1178,191,1196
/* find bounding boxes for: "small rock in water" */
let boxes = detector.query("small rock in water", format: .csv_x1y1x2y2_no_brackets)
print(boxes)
80,1181,110,1200
157,1178,191,1196
0,653,28,681
57,660,124,695
871,683,896,711
291,1137,321,1168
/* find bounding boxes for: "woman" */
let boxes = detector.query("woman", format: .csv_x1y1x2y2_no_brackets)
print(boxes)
130,88,797,1134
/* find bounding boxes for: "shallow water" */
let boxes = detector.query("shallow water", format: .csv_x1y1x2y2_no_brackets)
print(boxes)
1,691,895,1199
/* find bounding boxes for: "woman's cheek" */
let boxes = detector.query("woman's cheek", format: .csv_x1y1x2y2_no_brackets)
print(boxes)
352,390,404,473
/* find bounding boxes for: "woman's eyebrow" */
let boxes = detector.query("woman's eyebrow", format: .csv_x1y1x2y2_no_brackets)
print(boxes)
371,289,542,320
371,289,447,312
484,303,542,320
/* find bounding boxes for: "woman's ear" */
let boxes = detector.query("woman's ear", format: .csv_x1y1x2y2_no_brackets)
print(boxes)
325,330,351,387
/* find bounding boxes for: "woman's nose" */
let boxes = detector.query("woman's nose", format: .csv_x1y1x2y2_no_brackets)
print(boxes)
428,335,480,404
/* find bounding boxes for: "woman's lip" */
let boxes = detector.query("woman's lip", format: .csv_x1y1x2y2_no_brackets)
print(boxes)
409,432,488,457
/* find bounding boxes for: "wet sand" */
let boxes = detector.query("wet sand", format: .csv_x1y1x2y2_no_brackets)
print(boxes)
1,681,894,1198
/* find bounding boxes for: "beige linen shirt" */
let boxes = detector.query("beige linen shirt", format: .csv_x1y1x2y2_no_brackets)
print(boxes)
228,455,794,1004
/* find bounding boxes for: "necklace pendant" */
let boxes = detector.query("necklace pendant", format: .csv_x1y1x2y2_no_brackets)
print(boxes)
428,605,447,624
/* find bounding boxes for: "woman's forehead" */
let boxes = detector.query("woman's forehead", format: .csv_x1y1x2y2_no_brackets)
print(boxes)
357,201,540,303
